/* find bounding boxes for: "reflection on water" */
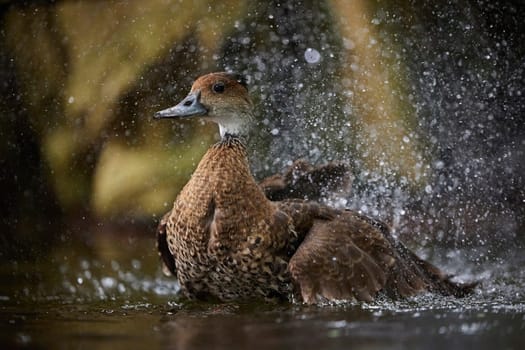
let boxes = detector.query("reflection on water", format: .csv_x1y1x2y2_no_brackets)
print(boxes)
1,231,524,349
3,296,524,350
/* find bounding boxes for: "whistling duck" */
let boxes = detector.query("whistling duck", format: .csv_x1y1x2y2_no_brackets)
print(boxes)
154,72,475,304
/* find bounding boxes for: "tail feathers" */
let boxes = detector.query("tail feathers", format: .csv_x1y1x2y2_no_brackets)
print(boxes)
406,249,479,297
387,243,478,298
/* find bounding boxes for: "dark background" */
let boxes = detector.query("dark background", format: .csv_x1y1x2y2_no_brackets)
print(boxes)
1,0,524,262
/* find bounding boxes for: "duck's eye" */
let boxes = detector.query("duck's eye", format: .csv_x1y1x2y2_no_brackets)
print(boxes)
212,82,225,93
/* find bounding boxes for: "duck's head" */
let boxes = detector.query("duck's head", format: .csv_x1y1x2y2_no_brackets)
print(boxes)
155,72,254,139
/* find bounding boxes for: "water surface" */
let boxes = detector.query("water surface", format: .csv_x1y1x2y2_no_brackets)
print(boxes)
1,229,524,349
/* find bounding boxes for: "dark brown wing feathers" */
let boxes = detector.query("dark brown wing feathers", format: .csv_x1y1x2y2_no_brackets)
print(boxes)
280,202,394,303
260,160,352,201
386,243,478,298
278,200,475,303
157,212,176,276
288,220,387,303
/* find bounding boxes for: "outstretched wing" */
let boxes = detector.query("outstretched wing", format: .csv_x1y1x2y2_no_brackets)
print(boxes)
353,212,478,298
260,160,352,201
157,211,176,276
384,240,478,298
278,200,475,303
279,202,395,303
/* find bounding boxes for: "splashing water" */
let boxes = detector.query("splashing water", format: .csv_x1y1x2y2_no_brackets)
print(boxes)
222,1,524,255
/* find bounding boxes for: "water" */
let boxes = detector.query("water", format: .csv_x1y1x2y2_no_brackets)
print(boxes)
7,301,523,350
1,230,524,349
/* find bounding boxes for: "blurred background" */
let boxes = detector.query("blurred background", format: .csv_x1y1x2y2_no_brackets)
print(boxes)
1,0,524,265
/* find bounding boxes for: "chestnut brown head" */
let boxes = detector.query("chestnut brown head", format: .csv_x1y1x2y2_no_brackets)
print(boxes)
155,72,254,138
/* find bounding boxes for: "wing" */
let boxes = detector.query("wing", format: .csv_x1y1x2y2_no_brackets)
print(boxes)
157,211,176,276
281,203,396,303
352,212,477,298
384,240,478,298
259,160,352,201
279,200,475,303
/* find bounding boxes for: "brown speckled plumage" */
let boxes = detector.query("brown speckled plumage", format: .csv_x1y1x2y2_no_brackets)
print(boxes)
155,72,476,303
161,137,297,300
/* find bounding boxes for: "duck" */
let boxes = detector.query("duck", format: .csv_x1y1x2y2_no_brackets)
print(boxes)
154,72,475,304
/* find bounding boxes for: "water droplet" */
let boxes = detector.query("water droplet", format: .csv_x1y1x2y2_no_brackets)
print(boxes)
304,48,321,64
343,38,355,50
131,259,142,270
16,333,31,345
101,277,117,289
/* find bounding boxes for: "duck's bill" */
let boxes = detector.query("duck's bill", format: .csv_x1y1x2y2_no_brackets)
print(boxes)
154,91,207,119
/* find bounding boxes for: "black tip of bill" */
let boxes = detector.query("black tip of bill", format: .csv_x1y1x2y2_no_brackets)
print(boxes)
153,110,171,119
